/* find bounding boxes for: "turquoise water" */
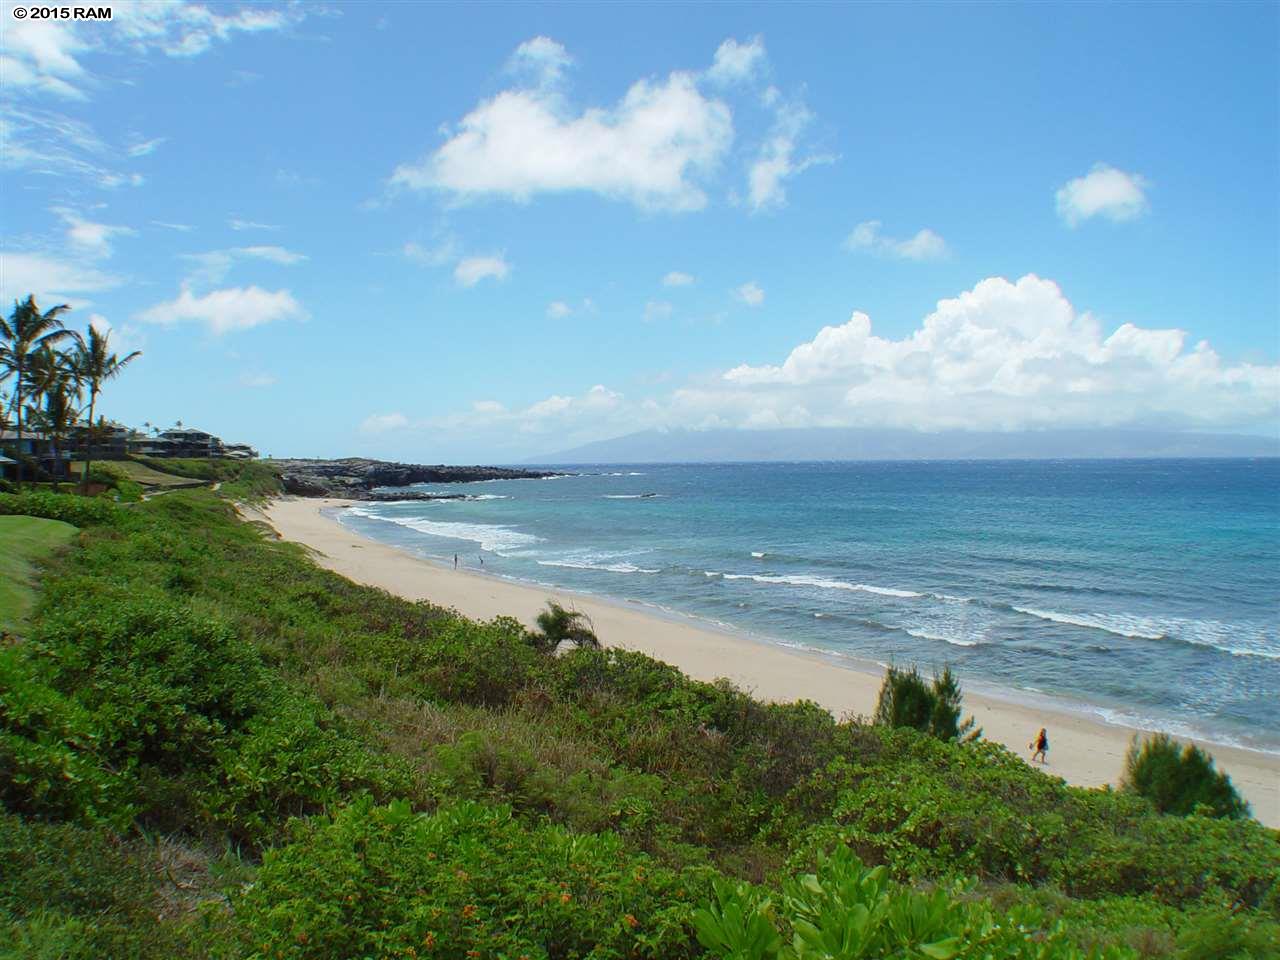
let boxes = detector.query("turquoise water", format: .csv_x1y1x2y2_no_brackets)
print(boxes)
337,459,1280,753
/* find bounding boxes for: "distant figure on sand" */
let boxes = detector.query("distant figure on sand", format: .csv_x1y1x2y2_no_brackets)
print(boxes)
453,553,458,569
1030,727,1049,764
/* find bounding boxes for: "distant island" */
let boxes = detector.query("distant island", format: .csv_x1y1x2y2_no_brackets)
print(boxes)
532,426,1280,464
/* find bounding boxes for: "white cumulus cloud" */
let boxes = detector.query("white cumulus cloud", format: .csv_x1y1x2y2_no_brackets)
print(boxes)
391,39,733,212
719,274,1277,431
454,255,509,287
734,281,765,307
663,271,696,287
747,92,829,211
178,245,307,286
53,208,136,258
845,220,948,260
547,300,572,319
137,285,307,334
507,36,573,87
0,251,122,304
706,36,767,86
1055,164,1150,226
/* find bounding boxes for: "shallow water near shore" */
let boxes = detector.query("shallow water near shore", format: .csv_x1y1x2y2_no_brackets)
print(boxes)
335,459,1280,754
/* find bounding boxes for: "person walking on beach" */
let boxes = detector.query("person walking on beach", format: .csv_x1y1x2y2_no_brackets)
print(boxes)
1030,727,1049,764
453,553,458,570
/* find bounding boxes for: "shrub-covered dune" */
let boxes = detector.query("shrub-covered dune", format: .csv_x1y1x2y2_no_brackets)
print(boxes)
1,478,1276,959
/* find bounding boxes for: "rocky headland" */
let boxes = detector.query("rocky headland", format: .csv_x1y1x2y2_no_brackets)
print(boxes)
273,458,563,499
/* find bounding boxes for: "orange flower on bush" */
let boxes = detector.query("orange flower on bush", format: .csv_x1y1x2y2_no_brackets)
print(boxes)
624,913,639,929
461,904,477,919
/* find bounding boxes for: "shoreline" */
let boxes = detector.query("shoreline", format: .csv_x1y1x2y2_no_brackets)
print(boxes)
258,496,1280,828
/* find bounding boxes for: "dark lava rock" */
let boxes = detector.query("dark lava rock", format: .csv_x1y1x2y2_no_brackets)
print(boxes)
274,458,563,499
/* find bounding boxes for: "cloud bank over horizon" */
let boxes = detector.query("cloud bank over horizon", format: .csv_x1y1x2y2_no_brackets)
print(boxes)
357,273,1280,458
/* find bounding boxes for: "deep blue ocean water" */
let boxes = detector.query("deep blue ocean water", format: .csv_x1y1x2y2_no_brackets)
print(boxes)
336,459,1280,753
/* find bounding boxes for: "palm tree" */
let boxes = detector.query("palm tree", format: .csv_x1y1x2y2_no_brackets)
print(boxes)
0,296,73,488
532,601,600,653
23,347,82,492
72,325,141,491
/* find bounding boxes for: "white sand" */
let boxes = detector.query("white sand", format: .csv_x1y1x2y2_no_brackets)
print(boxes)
259,496,1279,828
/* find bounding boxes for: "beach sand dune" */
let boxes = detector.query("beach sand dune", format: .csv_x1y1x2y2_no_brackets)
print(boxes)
261,496,1279,828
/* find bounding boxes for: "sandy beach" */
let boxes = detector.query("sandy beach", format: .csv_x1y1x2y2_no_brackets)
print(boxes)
259,496,1279,828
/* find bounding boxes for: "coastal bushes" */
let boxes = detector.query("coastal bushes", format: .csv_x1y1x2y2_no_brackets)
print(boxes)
229,797,707,960
1122,732,1250,820
0,489,119,526
2,478,1278,957
694,846,1139,960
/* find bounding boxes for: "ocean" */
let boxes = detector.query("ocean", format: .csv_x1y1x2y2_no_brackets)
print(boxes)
335,459,1280,754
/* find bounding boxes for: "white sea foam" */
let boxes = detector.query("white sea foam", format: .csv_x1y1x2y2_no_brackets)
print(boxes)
751,551,767,559
538,559,659,574
1009,607,1279,660
719,572,923,598
903,626,980,647
470,494,510,501
1012,606,1166,640
345,508,539,555
1088,706,1271,754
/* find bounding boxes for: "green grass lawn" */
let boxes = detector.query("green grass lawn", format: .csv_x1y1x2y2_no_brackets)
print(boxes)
71,459,208,488
0,515,77,634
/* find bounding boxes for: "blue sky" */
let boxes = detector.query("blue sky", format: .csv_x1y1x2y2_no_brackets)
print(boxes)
2,1,1277,460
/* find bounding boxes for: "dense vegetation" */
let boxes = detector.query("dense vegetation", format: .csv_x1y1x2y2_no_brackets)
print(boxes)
1123,733,1251,821
1,474,1277,958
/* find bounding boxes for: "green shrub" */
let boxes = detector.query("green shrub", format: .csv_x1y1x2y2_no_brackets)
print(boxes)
32,585,269,772
0,491,119,527
204,691,418,847
231,798,708,959
0,648,127,825
694,845,1138,959
1173,908,1280,959
1122,733,1250,820
0,814,193,959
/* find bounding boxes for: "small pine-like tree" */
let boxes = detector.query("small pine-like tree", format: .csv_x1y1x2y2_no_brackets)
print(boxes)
873,665,933,731
874,664,981,742
1122,733,1249,819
